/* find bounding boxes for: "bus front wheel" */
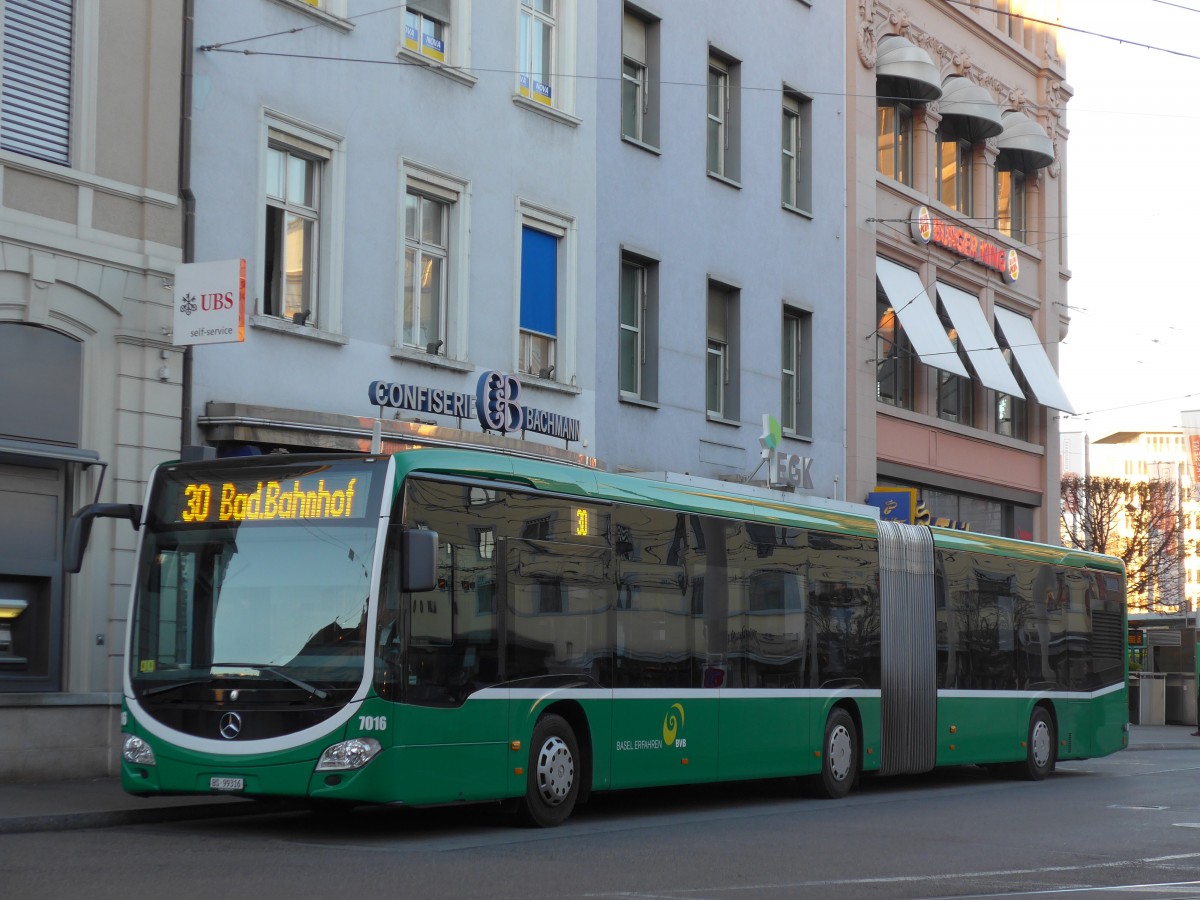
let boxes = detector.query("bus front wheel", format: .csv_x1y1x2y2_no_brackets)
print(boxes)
811,707,858,799
519,714,580,827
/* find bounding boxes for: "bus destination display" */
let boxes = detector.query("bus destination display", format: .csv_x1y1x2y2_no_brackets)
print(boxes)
174,472,370,523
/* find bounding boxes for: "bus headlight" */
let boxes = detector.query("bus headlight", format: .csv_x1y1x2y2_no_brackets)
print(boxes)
122,735,156,766
316,737,381,771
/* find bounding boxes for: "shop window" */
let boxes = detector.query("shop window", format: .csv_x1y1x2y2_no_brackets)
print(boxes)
876,284,914,410
996,165,1027,242
876,100,912,185
936,131,973,215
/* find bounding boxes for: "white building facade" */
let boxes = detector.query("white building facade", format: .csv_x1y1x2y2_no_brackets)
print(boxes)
0,0,184,780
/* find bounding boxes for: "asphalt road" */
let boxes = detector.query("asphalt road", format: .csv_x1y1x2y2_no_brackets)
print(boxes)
4,749,1200,899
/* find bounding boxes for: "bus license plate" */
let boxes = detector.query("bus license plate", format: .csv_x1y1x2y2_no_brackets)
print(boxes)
209,776,244,792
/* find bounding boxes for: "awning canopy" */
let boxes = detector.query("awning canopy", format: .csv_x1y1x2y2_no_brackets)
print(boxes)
876,35,942,103
876,257,969,378
993,307,1076,413
0,437,101,467
936,284,1024,397
996,109,1054,171
937,76,1004,142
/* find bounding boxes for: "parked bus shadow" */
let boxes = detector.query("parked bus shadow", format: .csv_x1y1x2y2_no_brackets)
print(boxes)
180,763,1082,843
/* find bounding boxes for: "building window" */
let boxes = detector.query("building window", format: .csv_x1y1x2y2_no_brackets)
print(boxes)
516,0,575,115
264,139,323,324
994,340,1028,440
621,8,659,147
876,100,912,185
781,307,812,435
619,251,658,403
996,165,1027,242
782,89,812,212
400,162,468,359
936,306,974,425
521,226,557,378
706,280,739,420
518,0,555,106
936,131,973,215
518,202,575,382
876,284,914,410
404,1,449,62
296,0,349,14
259,114,344,334
404,193,448,353
1,0,72,165
707,50,740,182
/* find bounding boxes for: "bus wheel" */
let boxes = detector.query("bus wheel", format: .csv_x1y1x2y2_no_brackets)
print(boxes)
1018,707,1056,781
519,714,580,827
813,708,858,799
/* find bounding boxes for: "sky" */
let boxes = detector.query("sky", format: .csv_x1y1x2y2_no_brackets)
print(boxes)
1053,0,1200,440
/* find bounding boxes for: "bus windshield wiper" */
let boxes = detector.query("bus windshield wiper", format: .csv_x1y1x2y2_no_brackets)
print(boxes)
211,663,329,699
141,679,212,698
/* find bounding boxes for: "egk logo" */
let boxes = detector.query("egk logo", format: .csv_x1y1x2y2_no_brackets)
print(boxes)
663,703,686,749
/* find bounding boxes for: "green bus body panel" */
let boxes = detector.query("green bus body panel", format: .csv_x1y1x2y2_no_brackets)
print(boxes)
120,449,1128,810
389,450,881,540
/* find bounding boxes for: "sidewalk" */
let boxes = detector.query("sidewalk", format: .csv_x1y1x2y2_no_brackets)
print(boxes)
1,725,1197,835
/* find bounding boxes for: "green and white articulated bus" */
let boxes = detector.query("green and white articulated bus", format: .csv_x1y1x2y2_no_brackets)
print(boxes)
68,448,1128,826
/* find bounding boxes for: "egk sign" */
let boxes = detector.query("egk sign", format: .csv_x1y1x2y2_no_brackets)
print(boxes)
910,205,1019,284
758,415,813,491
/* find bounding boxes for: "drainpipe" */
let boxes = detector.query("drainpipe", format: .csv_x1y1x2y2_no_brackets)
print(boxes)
179,0,196,449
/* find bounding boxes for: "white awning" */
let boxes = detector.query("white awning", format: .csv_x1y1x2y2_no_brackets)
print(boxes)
938,76,1004,142
936,283,1024,397
993,307,1076,413
876,257,969,378
997,110,1054,171
876,35,942,103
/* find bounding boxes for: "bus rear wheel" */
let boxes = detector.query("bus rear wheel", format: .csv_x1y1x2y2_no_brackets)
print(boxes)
810,707,858,799
519,714,580,827
1017,707,1056,781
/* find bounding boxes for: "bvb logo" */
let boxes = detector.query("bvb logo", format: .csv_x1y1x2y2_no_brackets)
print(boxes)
662,702,685,747
179,293,198,316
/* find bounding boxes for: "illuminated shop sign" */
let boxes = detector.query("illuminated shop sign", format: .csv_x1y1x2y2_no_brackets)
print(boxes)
368,371,581,443
176,474,367,523
910,205,1018,284
866,487,917,523
758,415,813,491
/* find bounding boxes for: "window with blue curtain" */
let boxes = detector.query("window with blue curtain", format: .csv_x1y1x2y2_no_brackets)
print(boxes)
520,226,558,338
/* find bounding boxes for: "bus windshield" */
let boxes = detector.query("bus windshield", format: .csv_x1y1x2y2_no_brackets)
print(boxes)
129,457,387,696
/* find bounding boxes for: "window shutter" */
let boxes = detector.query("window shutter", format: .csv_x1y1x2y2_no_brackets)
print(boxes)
707,289,727,342
520,226,558,337
622,13,646,64
408,0,450,23
2,0,73,165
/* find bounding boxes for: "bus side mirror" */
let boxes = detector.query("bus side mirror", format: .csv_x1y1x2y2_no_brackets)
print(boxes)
401,528,438,593
65,503,142,574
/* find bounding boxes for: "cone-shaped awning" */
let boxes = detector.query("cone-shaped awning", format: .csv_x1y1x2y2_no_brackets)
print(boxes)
938,76,1004,141
876,35,942,103
997,109,1054,170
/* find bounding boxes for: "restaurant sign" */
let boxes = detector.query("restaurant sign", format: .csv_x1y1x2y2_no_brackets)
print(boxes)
910,205,1018,284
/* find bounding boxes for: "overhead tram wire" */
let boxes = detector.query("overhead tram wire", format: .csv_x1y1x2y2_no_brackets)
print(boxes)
943,0,1200,61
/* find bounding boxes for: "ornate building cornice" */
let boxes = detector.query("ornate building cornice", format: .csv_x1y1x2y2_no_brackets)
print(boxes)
859,1,1066,176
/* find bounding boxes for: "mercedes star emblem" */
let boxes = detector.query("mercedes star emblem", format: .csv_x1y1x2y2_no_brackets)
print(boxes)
219,711,242,740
